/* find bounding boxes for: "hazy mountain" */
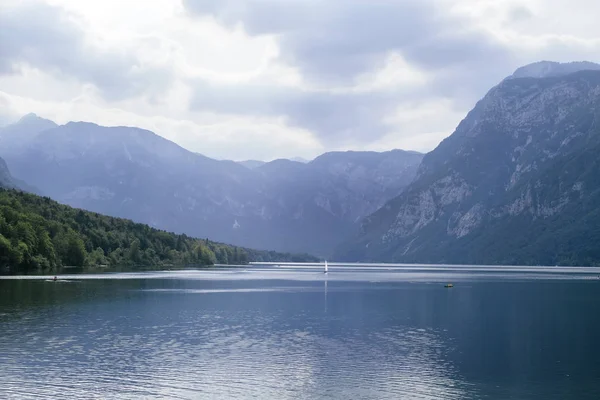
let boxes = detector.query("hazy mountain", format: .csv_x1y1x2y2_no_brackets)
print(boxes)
253,150,424,253
238,160,266,169
0,121,270,246
259,150,423,224
0,119,423,256
335,61,600,266
0,157,17,189
290,156,310,163
0,155,38,193
0,113,58,152
238,157,309,169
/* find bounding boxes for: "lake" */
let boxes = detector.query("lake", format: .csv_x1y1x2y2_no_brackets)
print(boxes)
1,265,600,399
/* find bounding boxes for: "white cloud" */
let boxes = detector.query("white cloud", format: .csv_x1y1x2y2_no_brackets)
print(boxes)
0,85,323,161
352,98,466,153
1,0,600,160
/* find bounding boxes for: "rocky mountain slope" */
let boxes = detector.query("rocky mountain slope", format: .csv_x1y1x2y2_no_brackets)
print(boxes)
0,116,422,256
335,61,600,266
0,157,17,189
0,155,36,192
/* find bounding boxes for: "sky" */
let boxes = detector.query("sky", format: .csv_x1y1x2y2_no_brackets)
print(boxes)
1,0,599,161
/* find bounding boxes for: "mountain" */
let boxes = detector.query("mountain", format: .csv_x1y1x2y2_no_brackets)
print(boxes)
0,157,17,189
254,150,424,254
0,188,318,274
238,160,266,169
0,113,58,151
0,121,268,246
0,119,423,256
0,155,37,192
259,150,423,224
335,61,600,266
238,157,310,169
509,61,600,80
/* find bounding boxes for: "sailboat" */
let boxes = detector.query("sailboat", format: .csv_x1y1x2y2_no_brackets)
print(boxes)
324,260,328,274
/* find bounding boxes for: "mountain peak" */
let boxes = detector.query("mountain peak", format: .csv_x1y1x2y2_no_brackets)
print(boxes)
11,113,58,133
336,59,600,265
17,113,55,125
509,61,600,80
0,113,58,153
18,112,40,121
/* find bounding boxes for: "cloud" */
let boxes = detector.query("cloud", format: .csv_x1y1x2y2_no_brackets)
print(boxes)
0,1,172,101
1,0,600,160
182,0,517,142
0,93,18,127
507,6,535,23
183,0,508,84
189,79,401,145
0,83,324,161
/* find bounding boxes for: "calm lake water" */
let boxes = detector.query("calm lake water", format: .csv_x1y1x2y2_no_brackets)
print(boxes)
1,265,600,399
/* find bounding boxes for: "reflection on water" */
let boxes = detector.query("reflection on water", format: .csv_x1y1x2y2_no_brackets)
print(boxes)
1,267,600,399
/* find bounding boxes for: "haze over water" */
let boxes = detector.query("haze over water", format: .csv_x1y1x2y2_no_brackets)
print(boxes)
1,265,600,399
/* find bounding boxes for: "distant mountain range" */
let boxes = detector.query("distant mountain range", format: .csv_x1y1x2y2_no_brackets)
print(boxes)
0,117,422,256
238,160,266,169
237,157,309,170
5,61,600,265
335,61,600,266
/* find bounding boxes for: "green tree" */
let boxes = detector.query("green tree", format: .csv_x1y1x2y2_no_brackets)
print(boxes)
0,234,21,267
217,247,229,264
0,188,319,273
54,230,87,267
86,247,107,266
31,255,52,270
13,221,36,249
200,245,217,265
0,214,8,236
36,229,57,266
127,239,141,263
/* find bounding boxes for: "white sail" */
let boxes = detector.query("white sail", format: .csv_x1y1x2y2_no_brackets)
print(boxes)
324,260,328,273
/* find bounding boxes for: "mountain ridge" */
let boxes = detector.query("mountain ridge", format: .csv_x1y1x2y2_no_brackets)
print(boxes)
335,61,600,266
0,117,423,256
508,60,600,80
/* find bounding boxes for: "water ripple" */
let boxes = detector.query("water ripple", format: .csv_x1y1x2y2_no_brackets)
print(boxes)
2,272,600,399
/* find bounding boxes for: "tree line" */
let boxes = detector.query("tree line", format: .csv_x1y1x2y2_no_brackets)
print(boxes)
0,189,318,273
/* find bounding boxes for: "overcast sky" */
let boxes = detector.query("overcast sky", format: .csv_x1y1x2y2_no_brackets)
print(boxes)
1,0,599,161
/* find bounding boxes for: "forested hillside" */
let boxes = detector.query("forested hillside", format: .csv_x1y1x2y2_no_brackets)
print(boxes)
0,189,318,273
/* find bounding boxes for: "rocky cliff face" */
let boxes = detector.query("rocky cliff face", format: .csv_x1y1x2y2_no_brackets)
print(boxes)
0,117,422,256
335,61,600,266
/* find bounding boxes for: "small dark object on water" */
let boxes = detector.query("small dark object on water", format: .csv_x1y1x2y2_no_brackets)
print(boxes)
444,283,453,288
53,276,57,281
